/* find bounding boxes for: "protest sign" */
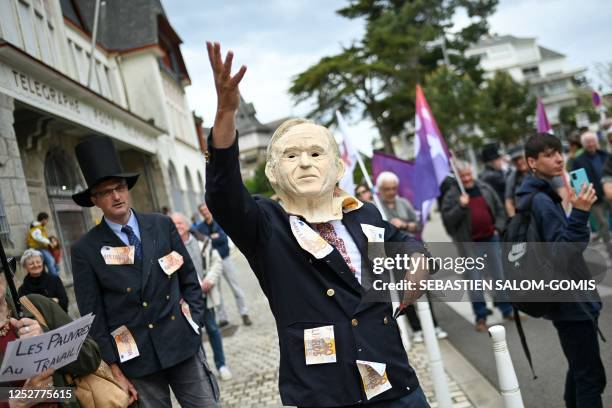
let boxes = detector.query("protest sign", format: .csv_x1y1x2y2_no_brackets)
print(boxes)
0,313,95,381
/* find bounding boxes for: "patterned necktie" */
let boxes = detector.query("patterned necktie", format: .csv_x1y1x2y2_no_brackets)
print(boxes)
313,222,356,273
121,225,142,263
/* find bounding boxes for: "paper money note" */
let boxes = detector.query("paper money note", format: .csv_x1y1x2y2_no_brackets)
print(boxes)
304,325,337,365
290,216,333,259
100,246,135,265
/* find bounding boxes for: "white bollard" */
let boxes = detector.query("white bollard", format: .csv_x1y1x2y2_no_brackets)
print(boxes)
395,308,412,352
416,300,452,408
488,325,524,408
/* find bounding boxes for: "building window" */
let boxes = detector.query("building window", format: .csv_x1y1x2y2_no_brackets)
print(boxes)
71,43,88,84
184,167,197,218
45,22,57,67
522,66,540,79
95,61,111,97
17,1,39,57
45,148,82,197
546,80,569,96
34,10,52,64
167,161,184,213
0,1,20,46
0,191,11,248
197,171,204,196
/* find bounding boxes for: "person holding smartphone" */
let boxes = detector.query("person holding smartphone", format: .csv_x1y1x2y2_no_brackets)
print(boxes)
517,132,605,408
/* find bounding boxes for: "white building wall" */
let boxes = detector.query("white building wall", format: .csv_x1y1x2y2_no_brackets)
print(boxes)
161,73,198,146
513,43,539,65
539,58,566,76
119,52,170,131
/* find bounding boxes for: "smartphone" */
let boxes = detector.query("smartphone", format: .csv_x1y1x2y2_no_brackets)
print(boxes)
569,168,590,195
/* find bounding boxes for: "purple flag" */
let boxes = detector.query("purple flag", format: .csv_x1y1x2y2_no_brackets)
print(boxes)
372,85,451,217
536,97,552,133
415,85,451,188
592,91,602,108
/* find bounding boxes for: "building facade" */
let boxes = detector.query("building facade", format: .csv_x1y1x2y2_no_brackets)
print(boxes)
466,35,587,127
0,0,205,284
232,95,287,179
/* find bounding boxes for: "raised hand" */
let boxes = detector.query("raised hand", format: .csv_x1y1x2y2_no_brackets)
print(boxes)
206,42,247,149
206,41,246,114
571,182,597,212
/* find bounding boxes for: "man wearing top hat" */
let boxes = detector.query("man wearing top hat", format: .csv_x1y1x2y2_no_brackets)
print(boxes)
70,136,219,407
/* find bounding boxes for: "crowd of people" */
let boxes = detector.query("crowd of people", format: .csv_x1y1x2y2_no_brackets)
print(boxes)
354,129,610,407
0,41,608,408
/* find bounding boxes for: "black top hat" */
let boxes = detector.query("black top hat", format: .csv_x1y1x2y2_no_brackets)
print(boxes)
480,143,502,163
72,136,139,207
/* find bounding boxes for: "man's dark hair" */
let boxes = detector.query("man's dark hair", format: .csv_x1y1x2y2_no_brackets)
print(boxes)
37,212,49,222
355,182,369,193
525,133,562,161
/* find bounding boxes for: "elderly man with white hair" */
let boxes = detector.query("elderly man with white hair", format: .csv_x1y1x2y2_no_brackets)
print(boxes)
572,131,610,247
375,171,421,237
204,42,432,407
441,160,512,332
170,211,232,381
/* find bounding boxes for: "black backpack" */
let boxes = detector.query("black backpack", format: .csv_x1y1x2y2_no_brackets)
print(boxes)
502,192,558,318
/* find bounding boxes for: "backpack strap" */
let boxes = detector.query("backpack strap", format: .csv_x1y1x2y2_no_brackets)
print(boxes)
516,191,540,214
19,296,48,329
513,308,537,379
511,191,542,381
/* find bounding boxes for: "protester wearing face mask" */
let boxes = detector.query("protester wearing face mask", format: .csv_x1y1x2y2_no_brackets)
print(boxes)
204,42,431,408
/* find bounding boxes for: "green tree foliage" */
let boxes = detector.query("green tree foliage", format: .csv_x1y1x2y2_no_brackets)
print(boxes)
559,90,600,130
290,0,498,153
476,71,535,144
244,162,274,197
423,66,480,146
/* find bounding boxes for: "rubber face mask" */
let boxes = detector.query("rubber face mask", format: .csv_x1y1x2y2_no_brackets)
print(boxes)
266,123,360,223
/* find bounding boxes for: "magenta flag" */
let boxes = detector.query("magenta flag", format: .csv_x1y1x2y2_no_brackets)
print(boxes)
415,85,450,187
536,97,552,133
592,91,602,108
372,85,451,216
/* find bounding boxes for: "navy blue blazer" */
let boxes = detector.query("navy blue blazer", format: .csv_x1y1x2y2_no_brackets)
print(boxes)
71,211,205,378
206,134,426,407
572,150,609,203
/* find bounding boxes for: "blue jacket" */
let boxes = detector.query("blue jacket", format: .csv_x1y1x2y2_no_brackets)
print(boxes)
195,219,230,259
516,175,601,321
72,211,205,378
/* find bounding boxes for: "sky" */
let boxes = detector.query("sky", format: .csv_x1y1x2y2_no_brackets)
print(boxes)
163,0,612,154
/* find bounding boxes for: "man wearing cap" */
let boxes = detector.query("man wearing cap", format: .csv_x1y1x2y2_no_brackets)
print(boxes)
504,145,529,217
70,136,219,407
480,143,508,204
205,42,430,407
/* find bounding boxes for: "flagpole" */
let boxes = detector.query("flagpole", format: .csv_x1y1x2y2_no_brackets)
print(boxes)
448,155,467,195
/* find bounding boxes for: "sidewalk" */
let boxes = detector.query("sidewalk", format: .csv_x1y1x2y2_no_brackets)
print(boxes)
203,226,503,407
